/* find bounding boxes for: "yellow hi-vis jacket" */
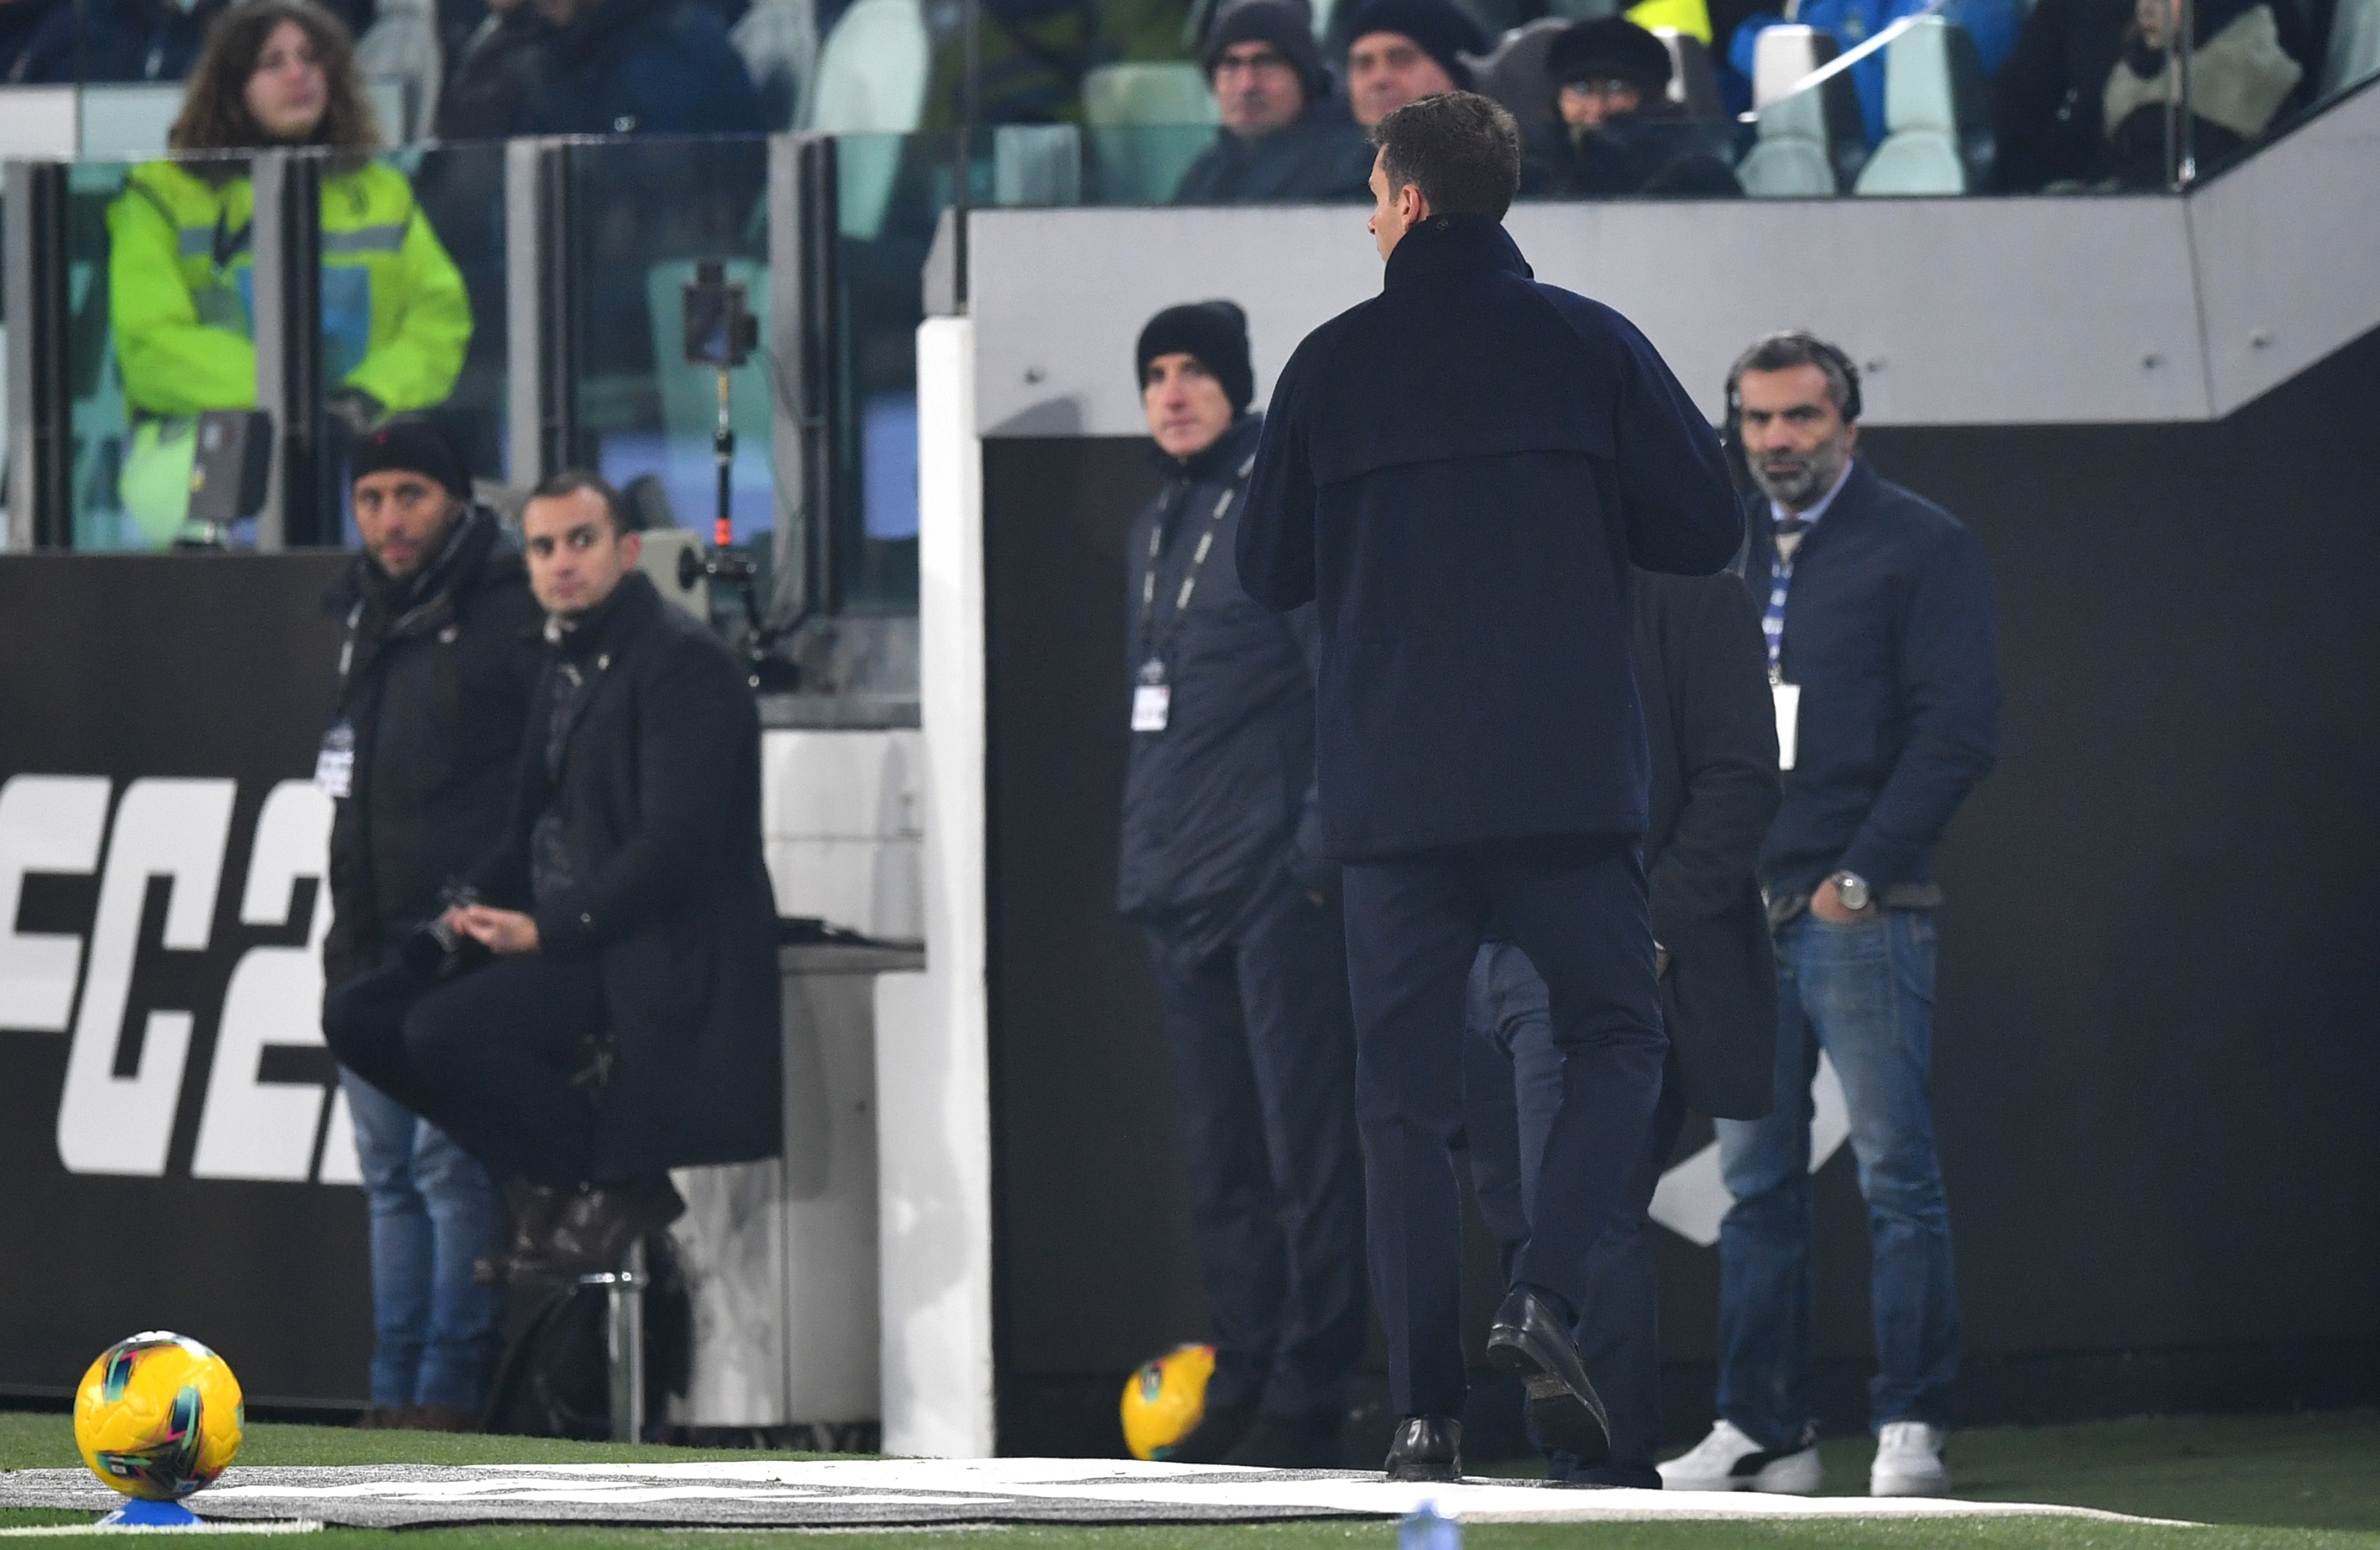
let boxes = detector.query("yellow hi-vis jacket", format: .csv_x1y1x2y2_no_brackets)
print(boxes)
107,156,471,420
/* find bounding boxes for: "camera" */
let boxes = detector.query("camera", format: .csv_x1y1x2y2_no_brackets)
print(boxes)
402,882,491,981
682,260,757,370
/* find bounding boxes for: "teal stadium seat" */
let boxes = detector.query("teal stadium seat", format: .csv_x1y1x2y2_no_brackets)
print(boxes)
1081,63,1217,205
803,0,931,240
1854,17,1989,195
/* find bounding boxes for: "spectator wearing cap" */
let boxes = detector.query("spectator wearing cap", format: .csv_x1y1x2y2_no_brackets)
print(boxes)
321,416,545,1433
1343,0,1484,127
1534,17,1740,197
1116,302,1368,1470
1177,0,1375,204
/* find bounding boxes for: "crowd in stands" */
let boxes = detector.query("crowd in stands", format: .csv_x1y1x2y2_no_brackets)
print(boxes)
2,0,2355,193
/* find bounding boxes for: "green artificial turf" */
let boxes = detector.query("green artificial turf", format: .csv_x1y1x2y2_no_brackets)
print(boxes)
2,1409,2374,1549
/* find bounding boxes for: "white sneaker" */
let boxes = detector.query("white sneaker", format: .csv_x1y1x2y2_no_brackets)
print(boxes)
1869,1421,1950,1497
1656,1419,1822,1494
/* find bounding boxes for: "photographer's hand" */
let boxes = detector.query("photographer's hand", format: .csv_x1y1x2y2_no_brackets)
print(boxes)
455,905,540,956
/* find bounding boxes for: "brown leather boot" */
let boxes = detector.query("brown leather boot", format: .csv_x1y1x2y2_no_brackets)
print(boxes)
404,1405,483,1433
478,1178,568,1284
534,1176,685,1278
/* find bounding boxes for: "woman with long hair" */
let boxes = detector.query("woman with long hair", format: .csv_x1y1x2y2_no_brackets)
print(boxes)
108,0,470,546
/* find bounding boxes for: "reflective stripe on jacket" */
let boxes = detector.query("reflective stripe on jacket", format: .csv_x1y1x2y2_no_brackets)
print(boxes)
107,157,471,417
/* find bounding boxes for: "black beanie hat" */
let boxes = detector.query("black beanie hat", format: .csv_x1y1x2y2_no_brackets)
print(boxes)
1546,17,1674,94
1343,0,1485,90
351,414,471,498
1136,301,1255,417
1203,0,1331,108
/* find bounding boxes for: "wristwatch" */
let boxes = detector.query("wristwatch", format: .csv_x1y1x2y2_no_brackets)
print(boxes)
1829,870,1871,912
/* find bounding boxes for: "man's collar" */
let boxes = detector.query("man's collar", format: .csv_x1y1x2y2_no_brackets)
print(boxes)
1770,457,1858,530
1382,213,1533,288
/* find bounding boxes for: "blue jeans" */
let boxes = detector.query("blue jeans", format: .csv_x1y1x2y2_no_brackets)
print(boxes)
340,1068,505,1411
1714,909,1960,1444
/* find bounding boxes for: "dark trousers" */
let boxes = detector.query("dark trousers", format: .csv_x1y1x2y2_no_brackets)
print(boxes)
1143,873,1369,1420
324,957,606,1186
1340,833,1666,1421
1463,939,1686,1486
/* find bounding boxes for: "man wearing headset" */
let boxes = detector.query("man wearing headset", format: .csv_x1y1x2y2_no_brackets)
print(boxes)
1660,332,2000,1498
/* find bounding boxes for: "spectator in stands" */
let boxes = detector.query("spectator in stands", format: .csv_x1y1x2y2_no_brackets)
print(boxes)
1115,302,1369,1470
326,470,783,1280
509,0,764,134
1531,17,1740,196
323,418,544,1433
1465,562,1778,1487
107,0,470,547
1660,332,1998,1498
1995,0,2309,189
435,0,544,137
1344,0,1484,127
923,0,1193,128
1176,0,1373,203
0,0,75,83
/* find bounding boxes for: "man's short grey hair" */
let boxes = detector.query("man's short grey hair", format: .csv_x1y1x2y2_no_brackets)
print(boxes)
1728,330,1860,422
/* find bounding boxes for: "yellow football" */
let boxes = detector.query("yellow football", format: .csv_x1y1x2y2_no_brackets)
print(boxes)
1120,1343,1215,1461
73,1333,244,1500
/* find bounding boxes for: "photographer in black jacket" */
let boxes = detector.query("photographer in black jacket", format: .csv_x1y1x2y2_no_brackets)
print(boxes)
321,416,543,1429
326,470,782,1280
1118,302,1367,1469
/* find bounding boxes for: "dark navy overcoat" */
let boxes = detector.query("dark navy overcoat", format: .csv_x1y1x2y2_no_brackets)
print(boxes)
1236,213,1742,859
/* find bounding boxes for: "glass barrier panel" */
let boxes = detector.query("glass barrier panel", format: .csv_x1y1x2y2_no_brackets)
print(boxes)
562,133,774,546
832,130,946,612
339,140,507,530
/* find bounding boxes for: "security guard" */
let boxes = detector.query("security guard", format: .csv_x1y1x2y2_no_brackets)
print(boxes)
1117,301,1368,1471
107,0,470,548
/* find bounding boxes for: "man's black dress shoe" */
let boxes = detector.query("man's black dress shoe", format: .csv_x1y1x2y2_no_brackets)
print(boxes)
1384,1416,1462,1482
524,1176,686,1279
1164,1402,1253,1464
476,1179,568,1284
1484,1285,1610,1461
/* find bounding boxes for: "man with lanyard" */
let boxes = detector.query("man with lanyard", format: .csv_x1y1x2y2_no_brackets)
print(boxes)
1115,301,1368,1471
1661,331,1999,1498
319,416,544,1429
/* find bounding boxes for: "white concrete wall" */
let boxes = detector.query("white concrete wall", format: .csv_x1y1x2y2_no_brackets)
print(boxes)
762,729,925,942
871,314,996,1460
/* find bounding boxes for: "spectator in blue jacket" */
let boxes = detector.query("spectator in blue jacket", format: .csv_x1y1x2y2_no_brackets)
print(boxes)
0,0,76,82
1238,91,1741,1482
1659,332,1998,1500
514,0,763,134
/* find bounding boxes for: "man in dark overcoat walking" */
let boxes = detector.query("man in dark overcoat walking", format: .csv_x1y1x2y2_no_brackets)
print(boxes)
1464,566,1780,1487
327,470,782,1280
1236,90,1742,1479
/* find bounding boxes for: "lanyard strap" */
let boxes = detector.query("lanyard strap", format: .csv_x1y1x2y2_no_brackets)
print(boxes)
1138,460,1249,662
1763,519,1808,682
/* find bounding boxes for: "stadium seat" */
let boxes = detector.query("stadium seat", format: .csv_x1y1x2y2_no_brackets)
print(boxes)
2322,0,2380,95
803,0,931,240
1548,0,1621,20
1736,81,1838,194
1081,63,1217,204
994,125,1084,205
1853,16,1990,194
1749,21,1833,109
1473,17,1569,127
1654,27,1726,117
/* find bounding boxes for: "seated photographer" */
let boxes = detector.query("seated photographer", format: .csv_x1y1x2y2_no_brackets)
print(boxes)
324,470,783,1280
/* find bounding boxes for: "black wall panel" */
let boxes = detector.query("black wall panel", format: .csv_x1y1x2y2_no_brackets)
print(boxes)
983,328,2380,1456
